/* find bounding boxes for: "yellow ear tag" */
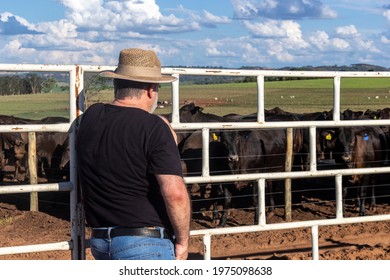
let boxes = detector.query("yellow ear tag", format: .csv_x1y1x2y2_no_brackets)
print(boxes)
212,133,219,141
325,133,332,140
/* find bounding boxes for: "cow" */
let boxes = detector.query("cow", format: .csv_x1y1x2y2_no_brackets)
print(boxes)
177,102,224,123
342,109,364,120
0,115,31,182
334,125,388,216
36,132,69,182
219,114,305,224
317,128,339,161
0,115,70,182
373,107,390,163
180,129,235,227
0,132,28,182
59,135,70,171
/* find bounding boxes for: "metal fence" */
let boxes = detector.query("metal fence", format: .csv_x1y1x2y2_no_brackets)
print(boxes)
0,64,390,259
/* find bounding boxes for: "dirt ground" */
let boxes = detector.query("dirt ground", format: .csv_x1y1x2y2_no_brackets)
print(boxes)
0,190,389,260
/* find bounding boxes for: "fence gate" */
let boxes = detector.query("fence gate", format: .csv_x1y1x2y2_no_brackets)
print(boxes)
0,64,82,259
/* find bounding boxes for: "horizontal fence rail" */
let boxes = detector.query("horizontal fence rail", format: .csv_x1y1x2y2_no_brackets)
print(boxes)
0,64,389,260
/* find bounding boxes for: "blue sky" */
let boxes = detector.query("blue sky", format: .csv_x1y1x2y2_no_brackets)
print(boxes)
0,0,389,68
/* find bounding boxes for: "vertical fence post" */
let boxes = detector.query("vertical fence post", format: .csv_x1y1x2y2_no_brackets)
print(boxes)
73,65,83,260
28,132,38,211
257,75,265,123
284,128,293,221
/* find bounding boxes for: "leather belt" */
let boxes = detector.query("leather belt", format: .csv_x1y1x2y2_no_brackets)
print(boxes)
91,227,173,240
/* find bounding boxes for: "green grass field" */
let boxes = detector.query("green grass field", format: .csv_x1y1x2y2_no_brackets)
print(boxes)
1,77,389,119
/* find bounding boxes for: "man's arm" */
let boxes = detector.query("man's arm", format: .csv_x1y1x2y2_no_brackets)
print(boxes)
156,174,191,260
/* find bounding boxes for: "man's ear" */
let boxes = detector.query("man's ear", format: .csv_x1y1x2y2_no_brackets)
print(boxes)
146,85,154,99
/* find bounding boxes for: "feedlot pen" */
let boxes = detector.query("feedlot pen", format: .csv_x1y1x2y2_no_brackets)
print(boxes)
0,64,390,259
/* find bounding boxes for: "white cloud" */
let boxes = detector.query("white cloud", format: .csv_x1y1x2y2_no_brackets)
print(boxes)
267,43,295,62
335,25,359,37
243,19,309,49
380,35,390,44
309,30,349,51
309,27,379,55
36,20,78,39
58,0,198,33
202,10,231,25
231,0,337,19
384,7,390,22
204,38,237,58
0,12,41,35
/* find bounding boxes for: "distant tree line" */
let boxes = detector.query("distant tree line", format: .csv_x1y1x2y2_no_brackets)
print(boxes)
0,74,57,95
0,72,113,96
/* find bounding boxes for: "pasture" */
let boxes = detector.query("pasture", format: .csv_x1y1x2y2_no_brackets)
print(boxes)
1,77,388,119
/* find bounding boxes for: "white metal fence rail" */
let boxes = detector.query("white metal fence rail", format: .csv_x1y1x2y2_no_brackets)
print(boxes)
0,64,389,260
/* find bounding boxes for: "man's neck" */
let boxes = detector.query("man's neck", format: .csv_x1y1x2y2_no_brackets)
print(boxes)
112,98,150,112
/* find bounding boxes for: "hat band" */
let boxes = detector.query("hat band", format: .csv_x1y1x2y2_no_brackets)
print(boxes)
115,64,161,78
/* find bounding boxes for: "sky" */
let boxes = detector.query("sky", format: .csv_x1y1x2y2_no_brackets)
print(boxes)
0,0,389,69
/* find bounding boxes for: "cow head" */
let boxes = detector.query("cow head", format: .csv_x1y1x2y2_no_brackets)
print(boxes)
318,129,337,160
179,103,204,122
339,128,355,166
218,129,256,175
218,129,243,172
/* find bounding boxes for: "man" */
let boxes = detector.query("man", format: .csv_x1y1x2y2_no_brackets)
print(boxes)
76,48,191,260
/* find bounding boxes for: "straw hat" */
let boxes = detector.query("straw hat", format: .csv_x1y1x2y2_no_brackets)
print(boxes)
100,48,177,83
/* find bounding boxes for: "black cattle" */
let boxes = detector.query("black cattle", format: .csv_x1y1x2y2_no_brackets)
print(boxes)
0,115,31,181
161,103,235,226
374,108,390,163
265,106,291,116
0,115,70,182
59,136,70,171
178,102,224,123
219,115,305,224
317,128,339,161
334,126,388,216
342,109,364,120
364,109,381,119
0,132,28,181
180,130,234,227
36,132,69,182
161,103,223,153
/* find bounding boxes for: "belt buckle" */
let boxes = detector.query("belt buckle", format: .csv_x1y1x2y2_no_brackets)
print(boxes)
147,227,165,239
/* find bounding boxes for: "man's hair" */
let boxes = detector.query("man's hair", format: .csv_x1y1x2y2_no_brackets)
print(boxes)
113,78,152,100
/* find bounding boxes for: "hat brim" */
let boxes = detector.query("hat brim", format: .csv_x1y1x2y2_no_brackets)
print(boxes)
100,70,177,83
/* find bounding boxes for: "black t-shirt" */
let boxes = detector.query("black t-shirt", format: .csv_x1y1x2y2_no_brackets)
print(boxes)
76,103,183,229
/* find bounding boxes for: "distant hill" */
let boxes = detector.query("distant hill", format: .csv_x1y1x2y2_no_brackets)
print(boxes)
169,64,389,84
277,64,389,72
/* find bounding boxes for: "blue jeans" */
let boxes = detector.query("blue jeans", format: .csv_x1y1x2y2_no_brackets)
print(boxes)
90,231,176,260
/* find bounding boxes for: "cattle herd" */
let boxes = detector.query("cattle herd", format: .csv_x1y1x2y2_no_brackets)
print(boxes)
0,115,70,183
166,103,390,226
1,103,390,227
